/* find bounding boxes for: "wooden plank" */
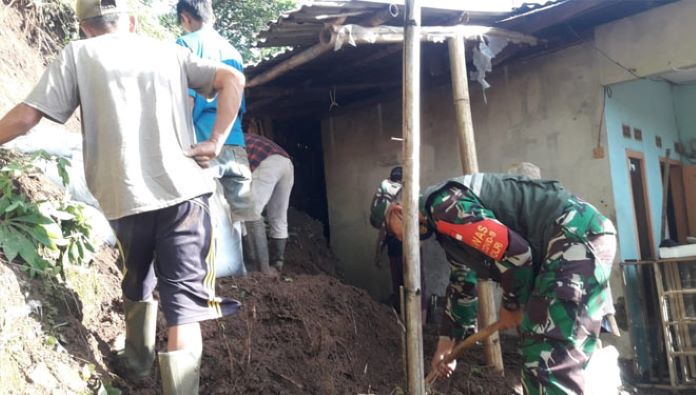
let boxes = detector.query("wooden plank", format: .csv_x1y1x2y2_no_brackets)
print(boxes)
684,166,696,237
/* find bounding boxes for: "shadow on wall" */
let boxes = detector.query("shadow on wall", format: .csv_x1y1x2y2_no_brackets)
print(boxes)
271,118,331,241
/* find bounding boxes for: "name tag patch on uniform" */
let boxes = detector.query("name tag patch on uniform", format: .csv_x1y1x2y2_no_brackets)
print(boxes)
435,219,508,261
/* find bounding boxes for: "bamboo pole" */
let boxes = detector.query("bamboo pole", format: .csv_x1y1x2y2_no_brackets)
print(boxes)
447,33,504,373
402,1,425,394
247,41,334,88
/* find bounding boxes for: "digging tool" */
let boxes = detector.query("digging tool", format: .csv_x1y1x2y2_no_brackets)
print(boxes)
425,321,502,385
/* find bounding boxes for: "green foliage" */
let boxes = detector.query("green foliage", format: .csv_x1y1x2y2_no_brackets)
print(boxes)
0,153,96,278
213,0,296,63
56,202,97,270
129,0,177,40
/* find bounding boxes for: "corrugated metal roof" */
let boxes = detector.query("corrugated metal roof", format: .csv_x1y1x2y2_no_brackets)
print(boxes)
245,0,677,119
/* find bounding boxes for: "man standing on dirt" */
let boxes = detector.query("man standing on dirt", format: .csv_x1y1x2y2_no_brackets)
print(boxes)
0,1,245,393
175,0,256,224
242,125,294,274
369,166,428,314
372,174,616,395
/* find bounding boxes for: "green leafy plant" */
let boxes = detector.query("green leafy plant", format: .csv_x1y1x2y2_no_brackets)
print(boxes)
0,152,96,278
55,202,97,269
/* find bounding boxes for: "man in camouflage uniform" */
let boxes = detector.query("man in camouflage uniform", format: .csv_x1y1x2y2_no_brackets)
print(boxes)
373,173,616,395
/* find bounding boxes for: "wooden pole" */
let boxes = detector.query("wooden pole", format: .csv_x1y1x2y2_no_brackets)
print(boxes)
447,33,504,373
660,149,672,242
402,1,425,394
247,41,334,88
249,24,536,88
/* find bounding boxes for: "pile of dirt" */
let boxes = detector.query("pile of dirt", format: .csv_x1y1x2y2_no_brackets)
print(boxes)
283,207,340,277
0,148,523,394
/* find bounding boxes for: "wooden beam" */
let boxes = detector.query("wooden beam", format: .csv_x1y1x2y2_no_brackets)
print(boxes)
248,81,402,98
403,1,426,394
448,34,504,373
248,5,403,88
323,24,537,47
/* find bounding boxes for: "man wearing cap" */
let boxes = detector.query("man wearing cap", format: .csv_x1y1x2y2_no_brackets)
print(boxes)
175,0,255,224
372,173,616,395
242,128,293,274
0,1,245,393
370,166,406,310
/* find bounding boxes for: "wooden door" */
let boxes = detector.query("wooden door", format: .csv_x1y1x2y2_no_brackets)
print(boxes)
684,165,696,238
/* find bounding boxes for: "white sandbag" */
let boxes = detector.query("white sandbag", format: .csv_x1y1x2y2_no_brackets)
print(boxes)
210,181,246,278
80,204,116,247
5,123,81,158
32,154,100,209
585,345,622,395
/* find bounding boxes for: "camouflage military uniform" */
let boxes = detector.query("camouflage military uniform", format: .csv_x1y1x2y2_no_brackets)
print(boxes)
423,175,616,395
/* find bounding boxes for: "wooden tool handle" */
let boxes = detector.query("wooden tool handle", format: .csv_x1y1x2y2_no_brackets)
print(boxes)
425,321,502,385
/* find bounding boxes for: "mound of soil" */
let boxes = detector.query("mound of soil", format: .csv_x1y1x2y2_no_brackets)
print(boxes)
283,207,339,277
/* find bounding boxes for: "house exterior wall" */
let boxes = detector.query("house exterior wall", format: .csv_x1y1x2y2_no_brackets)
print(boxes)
320,0,696,363
320,41,632,351
604,78,686,371
321,91,461,305
673,84,696,141
596,0,696,86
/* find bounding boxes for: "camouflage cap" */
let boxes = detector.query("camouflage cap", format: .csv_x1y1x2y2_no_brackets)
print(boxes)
76,0,127,22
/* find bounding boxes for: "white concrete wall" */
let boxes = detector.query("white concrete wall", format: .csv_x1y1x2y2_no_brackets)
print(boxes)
596,0,696,85
322,94,461,304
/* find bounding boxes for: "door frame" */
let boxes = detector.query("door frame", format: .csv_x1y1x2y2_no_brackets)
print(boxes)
626,149,656,259
659,157,688,243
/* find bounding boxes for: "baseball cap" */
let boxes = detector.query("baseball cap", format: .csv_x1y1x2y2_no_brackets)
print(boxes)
76,0,127,22
389,166,403,182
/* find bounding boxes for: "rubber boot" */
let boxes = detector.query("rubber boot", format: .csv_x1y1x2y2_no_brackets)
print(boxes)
159,348,201,395
118,299,158,380
269,237,287,271
244,219,273,274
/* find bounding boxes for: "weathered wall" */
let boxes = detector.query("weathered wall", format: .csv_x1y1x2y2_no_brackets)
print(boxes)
605,79,684,259
673,84,696,141
320,1,696,360
604,78,686,370
320,40,629,349
321,92,461,304
596,0,696,86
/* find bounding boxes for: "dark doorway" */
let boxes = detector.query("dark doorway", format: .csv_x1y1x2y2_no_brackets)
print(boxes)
628,151,666,381
660,160,688,243
271,118,330,240
628,154,655,259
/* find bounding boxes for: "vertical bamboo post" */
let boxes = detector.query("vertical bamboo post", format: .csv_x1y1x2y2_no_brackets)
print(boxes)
402,1,425,394
447,34,504,373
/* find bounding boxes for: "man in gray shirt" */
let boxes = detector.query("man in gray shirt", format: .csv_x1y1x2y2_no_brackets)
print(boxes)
0,1,244,393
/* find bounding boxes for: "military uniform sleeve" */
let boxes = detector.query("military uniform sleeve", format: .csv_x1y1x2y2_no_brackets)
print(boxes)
429,185,534,313
23,44,79,124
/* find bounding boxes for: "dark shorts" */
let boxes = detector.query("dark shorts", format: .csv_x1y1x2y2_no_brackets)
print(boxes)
110,194,240,326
